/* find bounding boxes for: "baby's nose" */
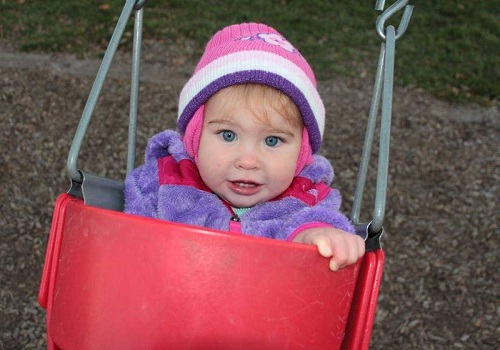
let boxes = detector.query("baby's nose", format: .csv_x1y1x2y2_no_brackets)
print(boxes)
235,148,261,170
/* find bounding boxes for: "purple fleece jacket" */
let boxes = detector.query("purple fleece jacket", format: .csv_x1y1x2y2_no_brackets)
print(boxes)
124,130,354,240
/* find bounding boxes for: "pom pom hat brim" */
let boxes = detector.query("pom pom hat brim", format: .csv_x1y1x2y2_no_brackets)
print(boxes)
178,23,325,153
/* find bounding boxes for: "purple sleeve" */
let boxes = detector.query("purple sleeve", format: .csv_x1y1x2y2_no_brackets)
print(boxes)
278,188,355,240
242,187,355,241
124,130,189,218
124,158,160,219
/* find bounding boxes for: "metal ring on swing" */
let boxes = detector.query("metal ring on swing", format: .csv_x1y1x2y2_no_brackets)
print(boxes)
376,0,414,41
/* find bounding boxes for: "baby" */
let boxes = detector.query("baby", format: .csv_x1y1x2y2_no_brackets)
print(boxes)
125,23,364,271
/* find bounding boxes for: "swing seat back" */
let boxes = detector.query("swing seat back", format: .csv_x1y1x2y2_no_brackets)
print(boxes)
39,194,384,349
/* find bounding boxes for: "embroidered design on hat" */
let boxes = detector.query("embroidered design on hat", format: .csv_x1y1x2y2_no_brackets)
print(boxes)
239,33,296,53
257,33,296,52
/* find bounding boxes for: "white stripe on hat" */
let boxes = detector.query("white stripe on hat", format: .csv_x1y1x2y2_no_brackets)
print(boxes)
178,50,325,140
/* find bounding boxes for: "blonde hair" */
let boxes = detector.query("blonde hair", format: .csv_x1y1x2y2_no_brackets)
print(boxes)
211,84,303,129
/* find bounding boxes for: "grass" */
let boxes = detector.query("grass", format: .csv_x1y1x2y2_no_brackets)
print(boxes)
1,0,498,105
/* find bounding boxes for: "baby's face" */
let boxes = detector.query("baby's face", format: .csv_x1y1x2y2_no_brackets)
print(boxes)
197,89,303,208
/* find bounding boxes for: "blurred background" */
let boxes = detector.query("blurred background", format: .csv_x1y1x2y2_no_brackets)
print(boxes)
2,0,498,105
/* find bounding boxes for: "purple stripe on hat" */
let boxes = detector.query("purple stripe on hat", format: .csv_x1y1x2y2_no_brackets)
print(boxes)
178,71,322,153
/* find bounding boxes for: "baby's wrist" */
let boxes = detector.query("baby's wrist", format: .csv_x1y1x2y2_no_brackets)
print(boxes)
288,222,332,242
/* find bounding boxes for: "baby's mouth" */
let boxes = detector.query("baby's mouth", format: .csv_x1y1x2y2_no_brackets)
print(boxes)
228,180,263,195
233,181,259,188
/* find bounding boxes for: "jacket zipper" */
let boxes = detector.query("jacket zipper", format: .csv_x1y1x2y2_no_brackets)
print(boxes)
221,199,243,233
229,213,242,233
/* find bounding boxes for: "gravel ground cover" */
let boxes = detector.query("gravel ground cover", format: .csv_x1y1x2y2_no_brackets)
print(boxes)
1,42,498,349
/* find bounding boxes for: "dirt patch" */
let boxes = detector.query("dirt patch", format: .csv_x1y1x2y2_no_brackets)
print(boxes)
1,41,498,349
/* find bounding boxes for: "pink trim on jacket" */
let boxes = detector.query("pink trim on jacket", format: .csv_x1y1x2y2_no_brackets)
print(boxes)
287,222,333,242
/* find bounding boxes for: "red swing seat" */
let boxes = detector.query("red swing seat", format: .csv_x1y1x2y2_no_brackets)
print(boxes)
38,194,384,350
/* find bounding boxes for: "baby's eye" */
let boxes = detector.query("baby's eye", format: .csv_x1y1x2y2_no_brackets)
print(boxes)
220,130,236,142
265,136,281,147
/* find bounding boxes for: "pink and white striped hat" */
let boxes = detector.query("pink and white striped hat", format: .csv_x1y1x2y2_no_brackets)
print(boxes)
178,22,325,155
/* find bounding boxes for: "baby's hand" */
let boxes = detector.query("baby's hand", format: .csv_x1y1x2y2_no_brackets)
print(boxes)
293,227,365,271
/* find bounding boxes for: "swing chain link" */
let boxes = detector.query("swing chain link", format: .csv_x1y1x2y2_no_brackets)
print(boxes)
375,0,414,41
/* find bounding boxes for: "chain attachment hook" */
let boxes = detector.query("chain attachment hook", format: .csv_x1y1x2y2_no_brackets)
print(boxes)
376,0,414,41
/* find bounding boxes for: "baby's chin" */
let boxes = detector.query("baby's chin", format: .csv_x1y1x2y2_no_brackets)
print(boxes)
228,200,260,209
220,187,281,208
226,196,268,209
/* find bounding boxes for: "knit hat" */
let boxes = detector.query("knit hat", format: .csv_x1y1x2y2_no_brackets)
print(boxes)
178,23,325,156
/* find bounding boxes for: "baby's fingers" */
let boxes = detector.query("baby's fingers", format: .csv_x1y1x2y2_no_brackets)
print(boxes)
329,259,341,271
314,235,334,258
329,235,365,271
